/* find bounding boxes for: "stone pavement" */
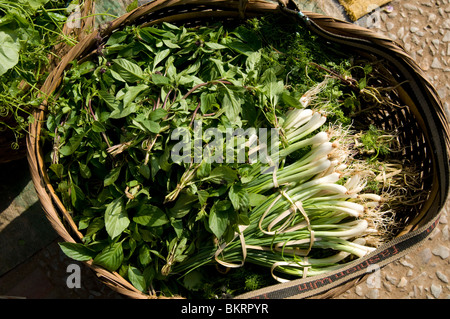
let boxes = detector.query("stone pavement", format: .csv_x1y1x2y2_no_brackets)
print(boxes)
0,0,449,299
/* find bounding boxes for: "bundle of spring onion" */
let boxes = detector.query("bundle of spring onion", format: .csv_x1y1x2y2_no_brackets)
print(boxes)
44,15,420,298
173,87,397,283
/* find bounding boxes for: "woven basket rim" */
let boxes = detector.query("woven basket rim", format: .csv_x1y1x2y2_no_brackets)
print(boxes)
26,0,450,299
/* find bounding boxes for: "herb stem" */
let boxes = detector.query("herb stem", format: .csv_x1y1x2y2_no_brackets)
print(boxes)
88,99,111,148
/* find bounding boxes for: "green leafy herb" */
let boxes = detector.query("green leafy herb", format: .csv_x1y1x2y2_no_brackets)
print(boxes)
44,14,411,299
104,197,130,240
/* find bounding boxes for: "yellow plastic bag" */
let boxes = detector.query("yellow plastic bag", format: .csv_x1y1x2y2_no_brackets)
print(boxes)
339,0,391,21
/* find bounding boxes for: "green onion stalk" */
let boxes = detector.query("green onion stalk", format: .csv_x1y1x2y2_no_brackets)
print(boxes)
174,101,390,281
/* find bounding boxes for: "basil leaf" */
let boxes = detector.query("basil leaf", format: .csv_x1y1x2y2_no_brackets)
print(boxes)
171,219,184,238
248,193,268,207
222,87,242,123
0,31,20,76
71,182,86,210
50,163,64,179
169,193,197,218
183,270,204,291
149,108,168,121
78,162,92,179
128,266,147,292
93,242,124,271
59,242,96,261
151,73,170,85
196,159,211,179
123,84,149,108
150,156,160,179
109,102,137,119
59,132,86,156
85,217,105,237
138,245,152,267
139,164,150,179
153,48,170,69
106,31,129,46
205,42,227,50
98,89,119,110
228,184,250,211
281,91,303,108
104,166,121,187
226,40,256,56
206,166,238,184
162,39,180,49
197,190,209,206
112,58,144,82
92,121,107,133
104,197,130,240
133,204,169,227
200,92,216,114
132,115,160,133
265,80,285,106
209,200,232,239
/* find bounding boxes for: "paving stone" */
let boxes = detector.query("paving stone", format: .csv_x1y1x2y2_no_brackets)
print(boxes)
367,289,379,299
355,285,364,296
431,284,442,298
428,13,437,23
443,31,450,42
403,3,419,11
432,39,440,49
413,285,421,298
429,227,441,239
386,273,398,285
431,57,443,69
386,22,395,31
432,245,450,259
443,19,450,29
397,277,408,288
383,281,393,292
400,259,414,269
442,225,449,241
419,247,432,264
410,271,427,283
436,271,449,284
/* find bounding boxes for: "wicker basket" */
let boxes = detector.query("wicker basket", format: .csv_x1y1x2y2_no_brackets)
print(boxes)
27,0,450,299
